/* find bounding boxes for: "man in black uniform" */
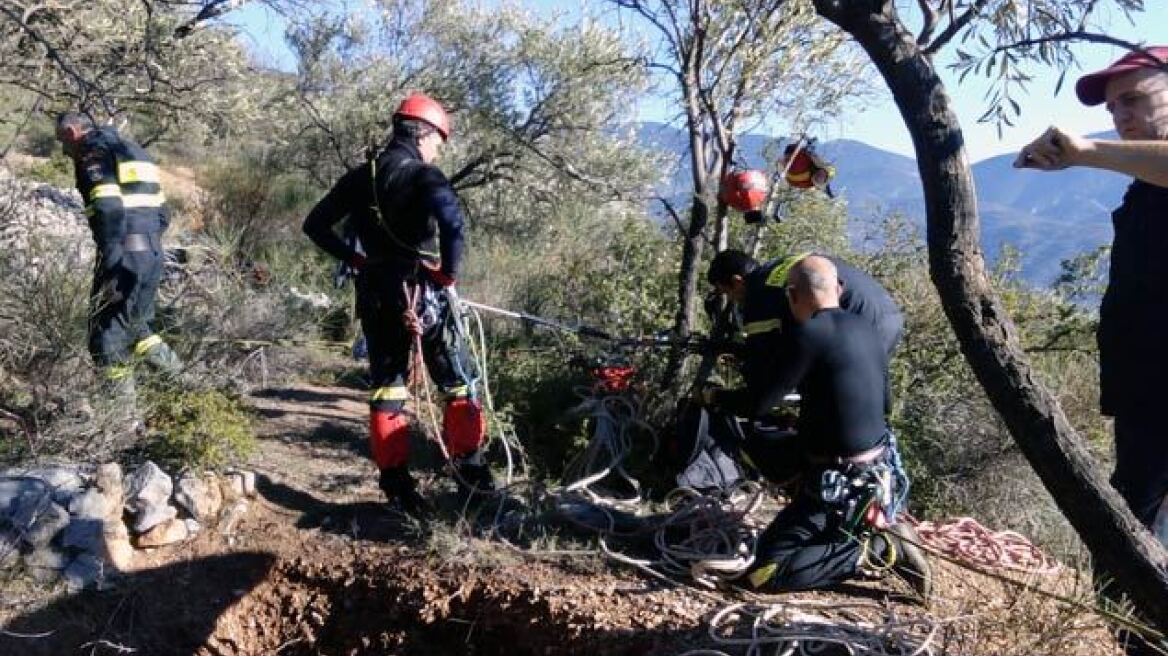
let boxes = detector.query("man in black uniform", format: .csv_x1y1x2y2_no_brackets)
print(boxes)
707,249,903,418
703,255,930,595
303,92,492,516
56,112,183,425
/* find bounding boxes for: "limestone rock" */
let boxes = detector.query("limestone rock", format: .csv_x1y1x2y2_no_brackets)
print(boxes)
25,501,69,547
61,517,104,553
0,476,52,532
0,530,19,570
174,472,223,524
218,499,250,536
135,518,190,548
103,521,134,571
95,463,124,519
125,462,175,533
8,466,88,506
69,488,110,520
25,545,70,571
64,553,105,591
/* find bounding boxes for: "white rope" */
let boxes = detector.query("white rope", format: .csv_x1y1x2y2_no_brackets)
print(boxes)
561,388,658,510
677,600,941,656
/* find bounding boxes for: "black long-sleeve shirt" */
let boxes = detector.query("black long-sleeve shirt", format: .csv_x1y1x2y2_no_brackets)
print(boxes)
302,139,466,278
718,308,888,457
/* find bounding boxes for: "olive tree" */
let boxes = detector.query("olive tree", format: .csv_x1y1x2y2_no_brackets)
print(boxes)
808,0,1168,635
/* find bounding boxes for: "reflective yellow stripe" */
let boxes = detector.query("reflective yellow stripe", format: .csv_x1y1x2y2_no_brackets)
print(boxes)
104,365,133,381
133,334,164,357
89,184,122,201
121,192,166,208
445,385,469,399
370,386,409,402
117,161,160,184
748,562,778,588
743,319,781,335
786,170,812,182
765,252,813,288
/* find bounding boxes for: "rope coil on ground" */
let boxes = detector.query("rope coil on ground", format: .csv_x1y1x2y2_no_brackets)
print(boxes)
677,600,940,656
908,516,1061,576
561,391,657,510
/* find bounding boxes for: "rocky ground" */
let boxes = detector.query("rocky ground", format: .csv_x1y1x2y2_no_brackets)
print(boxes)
0,380,1133,655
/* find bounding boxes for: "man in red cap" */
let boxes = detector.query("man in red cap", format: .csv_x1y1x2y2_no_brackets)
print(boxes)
303,92,494,518
1015,48,1168,535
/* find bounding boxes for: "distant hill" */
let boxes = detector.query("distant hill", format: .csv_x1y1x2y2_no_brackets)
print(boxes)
638,122,1129,285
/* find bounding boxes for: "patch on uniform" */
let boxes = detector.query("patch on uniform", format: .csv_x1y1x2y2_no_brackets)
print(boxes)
81,150,109,183
84,162,106,183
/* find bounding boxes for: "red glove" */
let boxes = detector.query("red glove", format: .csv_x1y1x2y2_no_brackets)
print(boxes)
348,253,367,270
422,262,456,288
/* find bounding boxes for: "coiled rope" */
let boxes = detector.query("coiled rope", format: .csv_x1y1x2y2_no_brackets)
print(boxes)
908,516,1061,577
677,600,941,656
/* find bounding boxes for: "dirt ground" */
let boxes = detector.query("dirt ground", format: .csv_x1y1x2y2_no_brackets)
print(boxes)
0,382,1133,655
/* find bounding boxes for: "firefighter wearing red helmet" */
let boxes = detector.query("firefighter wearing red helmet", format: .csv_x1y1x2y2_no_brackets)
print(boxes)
303,92,493,518
720,169,769,224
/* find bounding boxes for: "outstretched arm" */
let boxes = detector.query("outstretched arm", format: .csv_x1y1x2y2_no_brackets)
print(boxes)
1014,126,1168,187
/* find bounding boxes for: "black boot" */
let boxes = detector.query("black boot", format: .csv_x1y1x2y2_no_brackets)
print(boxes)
378,467,431,519
863,522,932,598
454,452,496,499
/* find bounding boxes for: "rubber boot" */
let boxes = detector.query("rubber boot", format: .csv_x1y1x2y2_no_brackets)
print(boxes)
378,467,431,520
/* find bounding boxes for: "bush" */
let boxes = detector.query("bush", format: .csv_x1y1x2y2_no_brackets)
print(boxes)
144,388,255,471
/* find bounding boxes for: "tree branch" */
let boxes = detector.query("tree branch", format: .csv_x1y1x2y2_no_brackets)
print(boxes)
922,0,989,56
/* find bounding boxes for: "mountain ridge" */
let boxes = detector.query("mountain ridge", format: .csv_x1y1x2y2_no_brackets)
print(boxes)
639,122,1127,285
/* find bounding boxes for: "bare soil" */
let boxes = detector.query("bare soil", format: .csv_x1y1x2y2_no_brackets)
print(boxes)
0,382,1131,655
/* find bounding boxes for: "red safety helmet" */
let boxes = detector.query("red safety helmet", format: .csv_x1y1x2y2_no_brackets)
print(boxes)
394,92,451,141
719,169,768,212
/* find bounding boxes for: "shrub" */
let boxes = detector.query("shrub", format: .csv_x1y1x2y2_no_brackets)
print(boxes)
144,388,255,471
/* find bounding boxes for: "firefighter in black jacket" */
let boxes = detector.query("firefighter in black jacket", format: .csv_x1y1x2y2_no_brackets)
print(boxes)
302,92,492,517
55,112,183,425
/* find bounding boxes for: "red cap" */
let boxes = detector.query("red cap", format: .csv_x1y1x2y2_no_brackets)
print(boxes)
1075,46,1168,106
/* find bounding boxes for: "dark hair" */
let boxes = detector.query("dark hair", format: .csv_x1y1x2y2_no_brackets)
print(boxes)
56,111,94,134
707,249,757,286
392,117,437,142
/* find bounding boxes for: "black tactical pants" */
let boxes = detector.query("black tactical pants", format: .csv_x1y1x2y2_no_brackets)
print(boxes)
356,264,477,413
88,233,165,368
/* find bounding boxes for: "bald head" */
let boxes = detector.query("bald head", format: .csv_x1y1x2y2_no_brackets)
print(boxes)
787,255,841,322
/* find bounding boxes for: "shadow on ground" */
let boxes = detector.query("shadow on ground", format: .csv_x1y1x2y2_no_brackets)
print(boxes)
0,551,276,656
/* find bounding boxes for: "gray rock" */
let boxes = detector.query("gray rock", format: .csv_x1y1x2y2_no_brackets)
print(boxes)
10,466,88,506
25,544,70,571
69,488,110,520
64,553,105,591
0,476,52,531
0,530,19,570
25,502,69,547
218,499,249,536
174,473,223,524
125,462,174,533
61,517,105,553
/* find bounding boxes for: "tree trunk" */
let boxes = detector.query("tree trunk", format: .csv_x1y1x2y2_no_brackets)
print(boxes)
812,0,1168,632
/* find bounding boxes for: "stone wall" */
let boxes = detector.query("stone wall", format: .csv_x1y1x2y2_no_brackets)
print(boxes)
0,462,255,590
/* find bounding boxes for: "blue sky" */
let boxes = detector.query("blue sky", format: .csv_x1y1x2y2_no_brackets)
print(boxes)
234,0,1168,162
